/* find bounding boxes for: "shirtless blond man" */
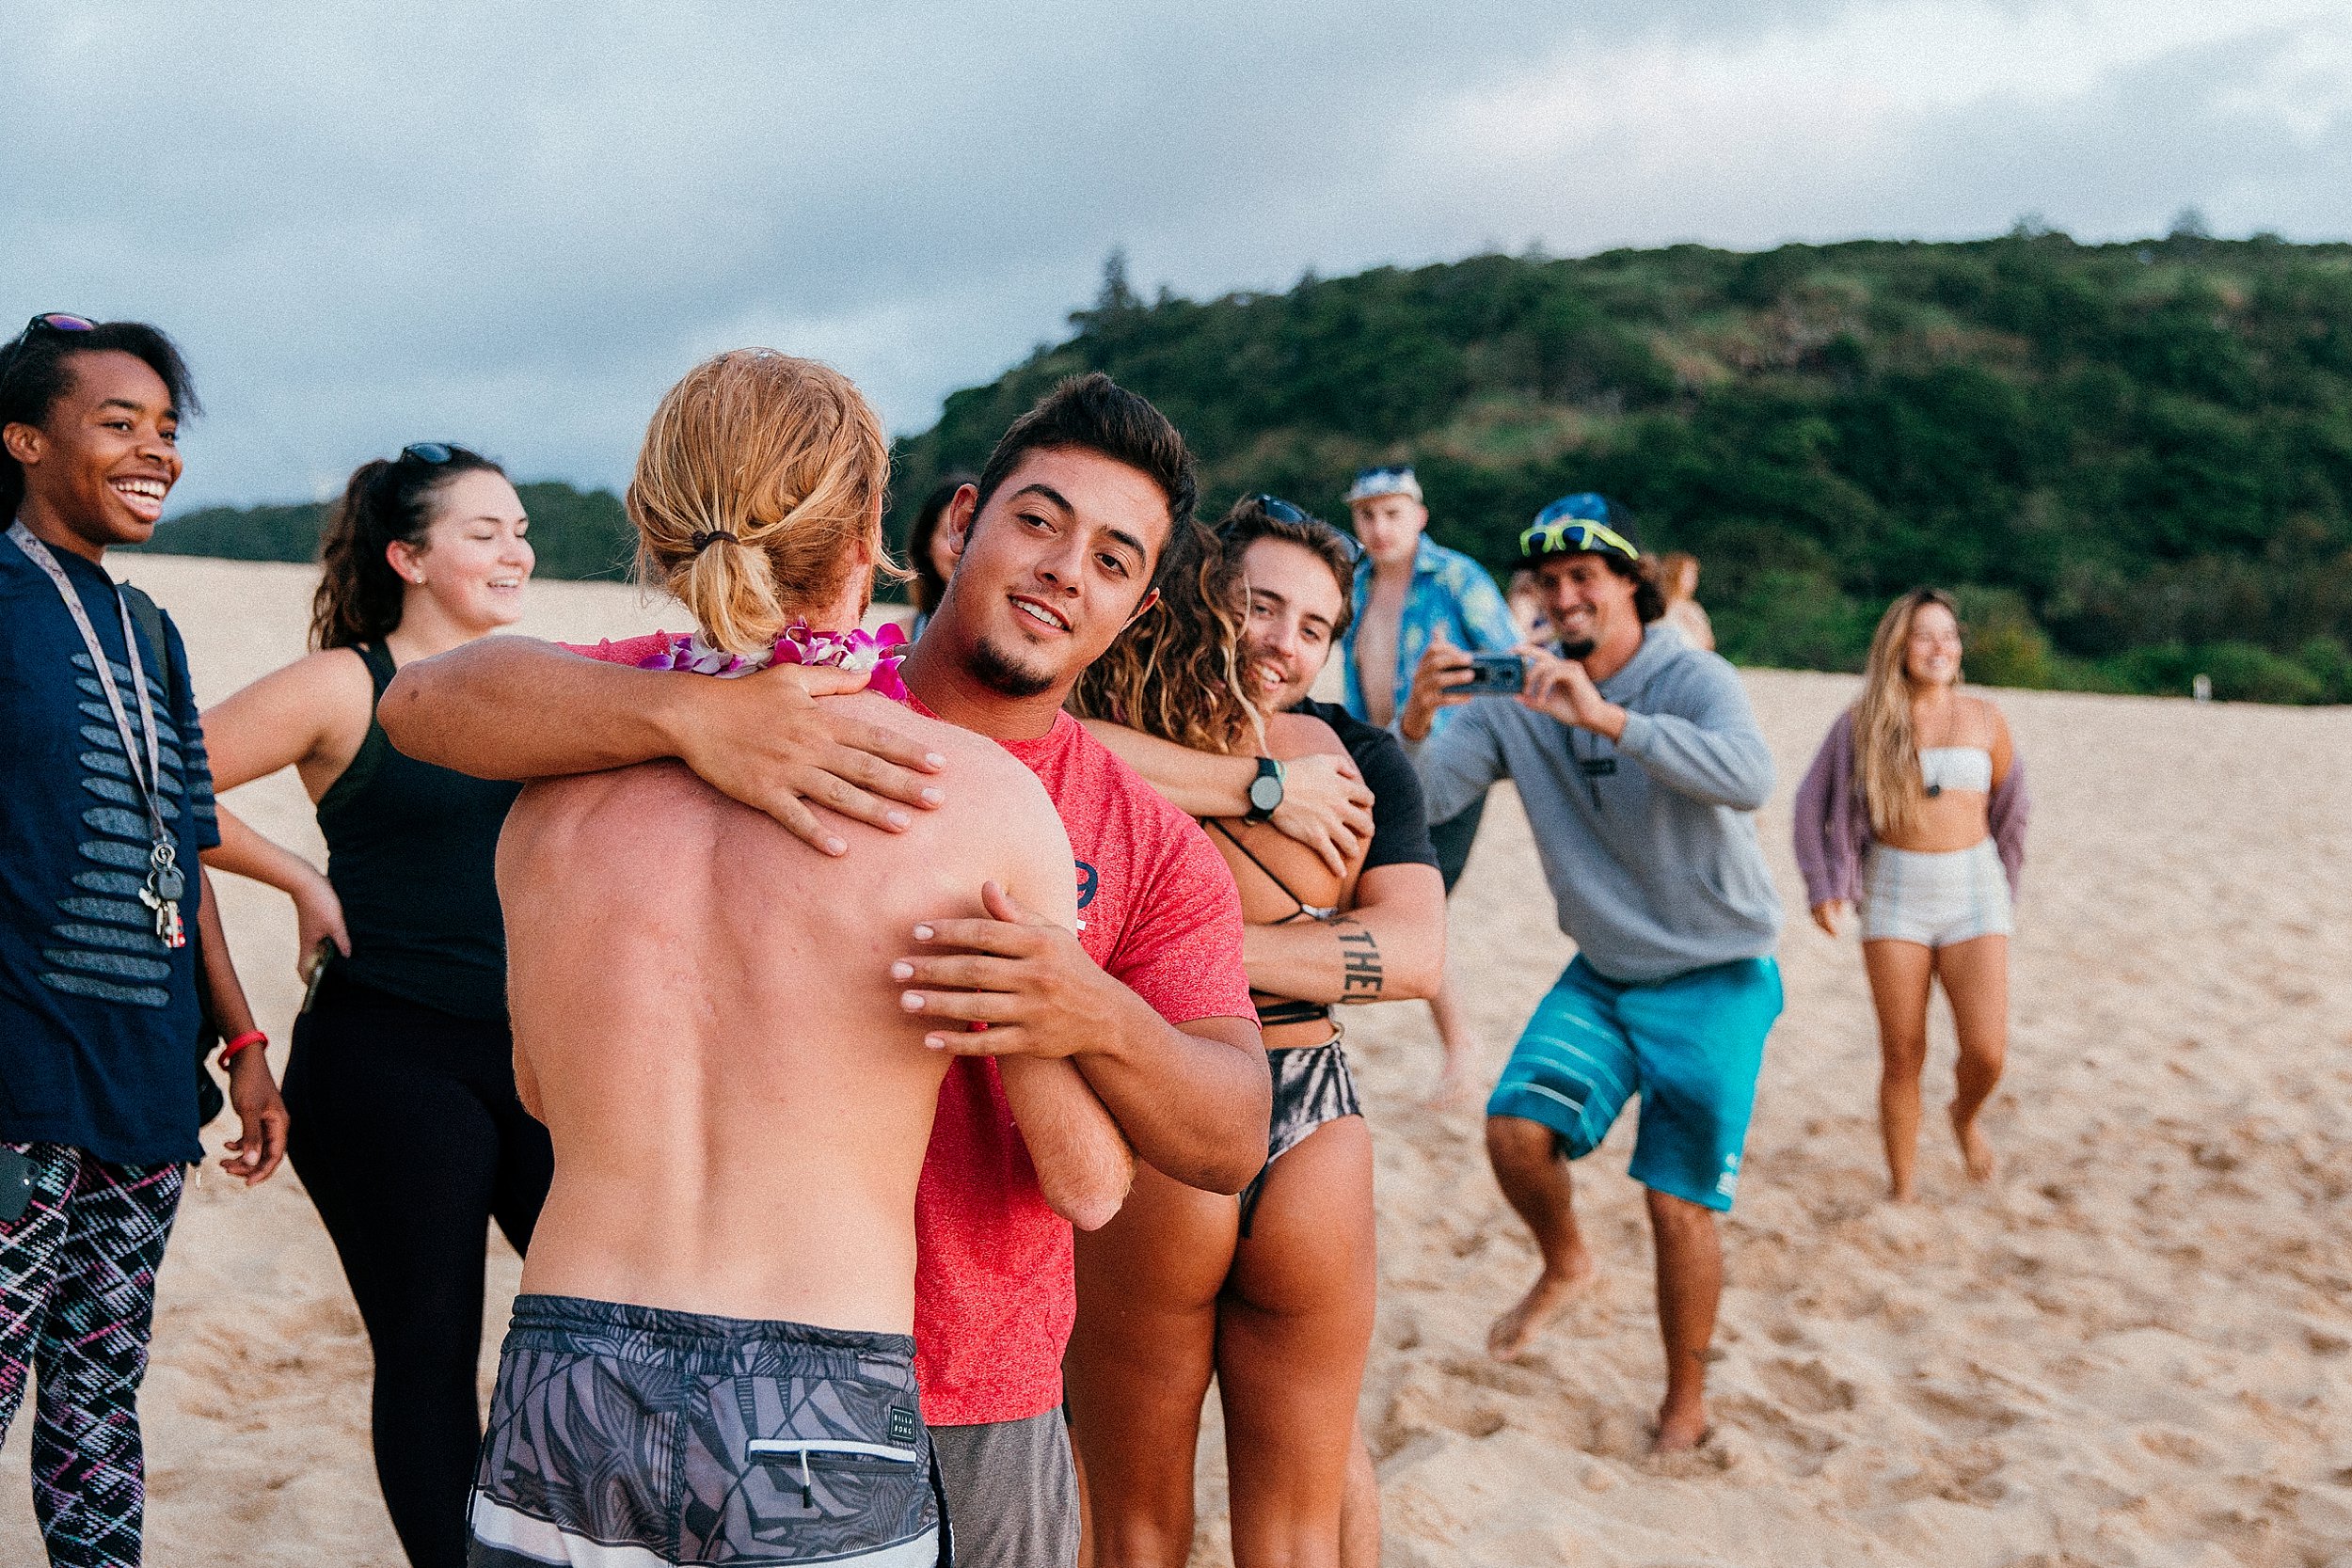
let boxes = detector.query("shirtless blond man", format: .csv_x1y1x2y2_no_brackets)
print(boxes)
465,352,1122,1567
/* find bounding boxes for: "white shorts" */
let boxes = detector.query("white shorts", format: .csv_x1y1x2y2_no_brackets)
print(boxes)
1859,839,2013,948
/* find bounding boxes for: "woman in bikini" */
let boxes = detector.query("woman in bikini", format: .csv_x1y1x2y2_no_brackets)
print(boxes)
1793,588,2030,1200
1064,505,1375,1568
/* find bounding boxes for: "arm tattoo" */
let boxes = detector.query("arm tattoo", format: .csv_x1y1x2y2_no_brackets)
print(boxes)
1334,921,1383,1003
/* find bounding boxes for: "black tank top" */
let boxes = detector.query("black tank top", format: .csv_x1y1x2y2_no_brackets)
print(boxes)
316,642,522,1021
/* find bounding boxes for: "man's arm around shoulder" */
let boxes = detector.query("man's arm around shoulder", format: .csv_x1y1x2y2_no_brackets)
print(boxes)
381,636,949,854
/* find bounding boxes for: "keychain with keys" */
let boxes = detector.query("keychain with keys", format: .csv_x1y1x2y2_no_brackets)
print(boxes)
8,519,190,950
140,841,187,948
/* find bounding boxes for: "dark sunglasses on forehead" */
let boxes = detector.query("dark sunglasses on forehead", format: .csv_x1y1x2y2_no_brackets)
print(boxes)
401,442,458,465
0,312,98,376
1238,493,1364,566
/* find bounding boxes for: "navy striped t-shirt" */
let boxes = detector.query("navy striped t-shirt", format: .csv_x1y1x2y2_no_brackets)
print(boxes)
0,534,217,1164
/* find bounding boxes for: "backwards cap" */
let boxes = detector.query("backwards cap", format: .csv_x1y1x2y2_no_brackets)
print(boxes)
1519,491,1639,565
1345,465,1422,505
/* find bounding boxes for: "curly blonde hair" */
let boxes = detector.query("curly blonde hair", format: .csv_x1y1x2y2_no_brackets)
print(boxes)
628,350,905,655
1066,516,1263,755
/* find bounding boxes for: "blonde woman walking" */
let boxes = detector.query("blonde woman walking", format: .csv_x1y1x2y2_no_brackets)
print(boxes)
1793,590,2028,1200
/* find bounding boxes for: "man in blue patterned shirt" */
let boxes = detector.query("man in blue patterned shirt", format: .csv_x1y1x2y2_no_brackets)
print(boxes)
1341,466,1518,1096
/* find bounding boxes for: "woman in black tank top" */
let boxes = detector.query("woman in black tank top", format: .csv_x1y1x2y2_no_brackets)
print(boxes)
197,445,547,1568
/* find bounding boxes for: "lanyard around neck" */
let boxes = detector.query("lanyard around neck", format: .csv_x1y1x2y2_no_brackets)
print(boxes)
8,518,170,848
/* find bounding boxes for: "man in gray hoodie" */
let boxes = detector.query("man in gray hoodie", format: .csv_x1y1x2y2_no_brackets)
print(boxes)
1398,492,1783,1452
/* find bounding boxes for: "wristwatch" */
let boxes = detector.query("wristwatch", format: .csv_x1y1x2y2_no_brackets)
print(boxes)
1245,756,1286,823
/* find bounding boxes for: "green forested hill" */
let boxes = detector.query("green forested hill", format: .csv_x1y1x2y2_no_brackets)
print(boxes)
131,482,638,584
890,233,2352,703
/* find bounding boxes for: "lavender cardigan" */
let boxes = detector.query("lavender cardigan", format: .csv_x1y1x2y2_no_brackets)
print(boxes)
1790,707,2029,908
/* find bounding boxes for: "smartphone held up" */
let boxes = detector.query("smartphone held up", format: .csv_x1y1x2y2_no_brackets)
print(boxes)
1457,652,1527,696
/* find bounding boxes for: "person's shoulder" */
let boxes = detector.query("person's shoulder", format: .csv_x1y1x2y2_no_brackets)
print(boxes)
1421,537,1492,587
1064,719,1197,828
1649,624,1741,687
923,705,1058,799
1266,707,1345,758
1295,697,1378,749
1959,689,2013,741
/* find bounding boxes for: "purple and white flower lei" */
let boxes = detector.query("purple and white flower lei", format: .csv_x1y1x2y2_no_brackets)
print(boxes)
634,619,909,702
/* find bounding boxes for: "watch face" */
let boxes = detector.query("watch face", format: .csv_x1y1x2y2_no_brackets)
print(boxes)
1250,774,1283,812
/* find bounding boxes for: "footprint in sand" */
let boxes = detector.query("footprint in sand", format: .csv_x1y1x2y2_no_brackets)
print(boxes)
1757,1357,1859,1416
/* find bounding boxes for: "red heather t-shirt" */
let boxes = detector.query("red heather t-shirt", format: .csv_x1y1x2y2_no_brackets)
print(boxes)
564,636,1252,1425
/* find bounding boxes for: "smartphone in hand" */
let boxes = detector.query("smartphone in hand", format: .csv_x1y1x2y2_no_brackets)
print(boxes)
1458,653,1527,695
299,936,336,1015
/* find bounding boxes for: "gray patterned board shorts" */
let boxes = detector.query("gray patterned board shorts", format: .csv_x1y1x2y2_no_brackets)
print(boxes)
467,1293,945,1567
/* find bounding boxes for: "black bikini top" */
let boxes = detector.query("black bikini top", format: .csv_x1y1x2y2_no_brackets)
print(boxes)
1204,817,1337,1030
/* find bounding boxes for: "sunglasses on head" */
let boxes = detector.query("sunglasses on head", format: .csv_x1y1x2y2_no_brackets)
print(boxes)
1241,493,1363,565
401,442,458,465
1,312,98,376
1521,506,1639,563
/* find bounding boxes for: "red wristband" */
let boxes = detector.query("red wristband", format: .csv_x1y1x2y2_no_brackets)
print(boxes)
218,1029,267,1065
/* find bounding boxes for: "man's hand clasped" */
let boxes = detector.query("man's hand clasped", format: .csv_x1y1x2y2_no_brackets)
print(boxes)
1271,751,1375,878
894,880,1150,1058
1400,632,1628,743
665,660,950,856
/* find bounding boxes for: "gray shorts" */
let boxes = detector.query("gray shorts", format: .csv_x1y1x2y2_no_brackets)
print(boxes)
929,1407,1078,1568
467,1293,943,1566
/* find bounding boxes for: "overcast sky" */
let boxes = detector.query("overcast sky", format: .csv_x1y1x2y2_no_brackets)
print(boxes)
8,1,2350,509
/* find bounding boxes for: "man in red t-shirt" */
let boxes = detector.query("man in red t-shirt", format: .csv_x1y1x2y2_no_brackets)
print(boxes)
381,372,1265,1568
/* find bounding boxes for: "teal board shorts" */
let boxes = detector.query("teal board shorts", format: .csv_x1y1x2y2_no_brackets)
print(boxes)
1486,955,1782,1212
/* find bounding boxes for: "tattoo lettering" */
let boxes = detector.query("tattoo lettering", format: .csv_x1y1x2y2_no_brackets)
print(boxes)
1335,922,1384,1002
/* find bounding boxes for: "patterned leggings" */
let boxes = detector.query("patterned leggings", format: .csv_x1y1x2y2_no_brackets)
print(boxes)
0,1144,183,1568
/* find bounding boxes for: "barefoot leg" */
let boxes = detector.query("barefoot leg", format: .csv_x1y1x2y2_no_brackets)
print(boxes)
1338,1427,1379,1568
1426,970,1476,1104
1862,940,1934,1200
1645,1188,1722,1451
1483,1117,1597,1360
1221,1117,1377,1568
1935,934,2009,1182
1069,1163,1236,1568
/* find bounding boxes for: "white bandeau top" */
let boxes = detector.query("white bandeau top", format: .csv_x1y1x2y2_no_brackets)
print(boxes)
1919,746,1994,794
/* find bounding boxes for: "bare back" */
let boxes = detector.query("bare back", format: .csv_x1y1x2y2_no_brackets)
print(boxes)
498,691,1074,1333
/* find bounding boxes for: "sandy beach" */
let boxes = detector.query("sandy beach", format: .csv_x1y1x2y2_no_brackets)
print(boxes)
8,553,2347,1567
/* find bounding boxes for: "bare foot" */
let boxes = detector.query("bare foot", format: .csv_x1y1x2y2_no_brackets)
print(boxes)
1487,1248,1596,1361
1951,1106,1996,1182
1886,1177,1917,1204
1652,1397,1709,1453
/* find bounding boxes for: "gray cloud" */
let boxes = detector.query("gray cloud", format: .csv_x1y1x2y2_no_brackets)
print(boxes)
3,2,2344,508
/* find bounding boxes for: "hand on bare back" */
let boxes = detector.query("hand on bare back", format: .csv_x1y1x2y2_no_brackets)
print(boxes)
1270,751,1374,877
667,661,947,856
892,880,1149,1060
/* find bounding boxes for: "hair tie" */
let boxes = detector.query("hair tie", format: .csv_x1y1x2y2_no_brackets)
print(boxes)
691,529,738,553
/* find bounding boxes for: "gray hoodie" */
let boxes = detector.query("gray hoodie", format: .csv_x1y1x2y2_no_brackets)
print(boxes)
1408,624,1783,983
